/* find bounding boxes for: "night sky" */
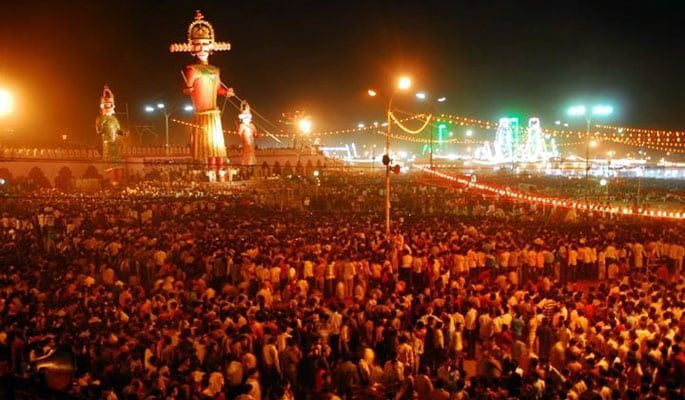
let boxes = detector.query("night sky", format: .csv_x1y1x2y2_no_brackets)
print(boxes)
1,0,684,148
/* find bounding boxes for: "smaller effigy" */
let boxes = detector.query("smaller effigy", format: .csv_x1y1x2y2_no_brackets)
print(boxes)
238,100,257,166
95,86,124,164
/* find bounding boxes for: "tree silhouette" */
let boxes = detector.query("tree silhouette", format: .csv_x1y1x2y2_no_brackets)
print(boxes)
83,165,103,180
54,166,74,191
28,167,51,188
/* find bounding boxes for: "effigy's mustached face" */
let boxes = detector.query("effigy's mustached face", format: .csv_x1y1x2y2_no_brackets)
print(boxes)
191,39,213,61
100,103,115,116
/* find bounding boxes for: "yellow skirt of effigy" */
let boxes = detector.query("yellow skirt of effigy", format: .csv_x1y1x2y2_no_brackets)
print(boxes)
191,109,227,163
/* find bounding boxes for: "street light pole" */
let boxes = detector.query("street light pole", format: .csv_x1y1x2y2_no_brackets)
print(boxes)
145,103,194,154
569,104,613,204
164,111,170,154
368,77,410,238
636,148,643,208
584,117,591,204
385,91,395,238
429,123,434,170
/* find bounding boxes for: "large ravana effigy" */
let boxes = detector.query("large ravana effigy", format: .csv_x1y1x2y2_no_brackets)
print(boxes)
170,10,234,175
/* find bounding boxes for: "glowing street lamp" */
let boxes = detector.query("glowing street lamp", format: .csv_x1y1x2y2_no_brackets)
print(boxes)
298,118,312,135
398,76,411,90
465,129,473,137
567,105,586,117
0,89,13,115
367,89,377,97
592,105,613,116
415,92,426,100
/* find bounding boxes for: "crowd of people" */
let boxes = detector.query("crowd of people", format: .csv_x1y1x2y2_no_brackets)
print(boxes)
0,175,684,399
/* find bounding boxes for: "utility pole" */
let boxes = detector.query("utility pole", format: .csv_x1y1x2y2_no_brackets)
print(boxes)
429,124,434,170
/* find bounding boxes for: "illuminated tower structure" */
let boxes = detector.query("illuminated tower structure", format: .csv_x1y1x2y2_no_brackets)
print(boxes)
424,122,449,155
492,116,558,162
436,123,448,154
523,117,545,161
494,117,516,161
548,137,559,158
510,118,521,159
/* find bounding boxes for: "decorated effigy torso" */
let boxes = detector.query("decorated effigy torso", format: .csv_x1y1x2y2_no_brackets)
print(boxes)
185,63,221,112
96,114,121,143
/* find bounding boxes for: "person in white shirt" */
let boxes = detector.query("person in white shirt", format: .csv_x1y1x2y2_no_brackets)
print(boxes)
464,306,478,359
262,336,281,382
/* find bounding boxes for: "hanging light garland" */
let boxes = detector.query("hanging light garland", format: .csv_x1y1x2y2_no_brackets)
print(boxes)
596,123,685,138
172,118,238,135
176,110,685,152
370,130,486,145
389,112,433,134
417,165,685,220
556,141,586,148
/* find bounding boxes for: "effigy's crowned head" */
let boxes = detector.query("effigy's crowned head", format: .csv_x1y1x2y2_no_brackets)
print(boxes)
239,101,252,124
170,10,230,60
189,10,213,42
100,86,115,116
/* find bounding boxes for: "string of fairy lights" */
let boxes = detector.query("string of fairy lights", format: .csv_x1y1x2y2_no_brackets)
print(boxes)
369,130,486,145
417,165,685,221
173,110,685,154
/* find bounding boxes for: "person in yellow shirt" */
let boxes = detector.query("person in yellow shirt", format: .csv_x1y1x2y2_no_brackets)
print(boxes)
568,246,578,282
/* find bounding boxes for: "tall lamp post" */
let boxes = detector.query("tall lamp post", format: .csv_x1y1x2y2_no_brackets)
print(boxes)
567,104,613,203
144,103,194,153
368,76,411,237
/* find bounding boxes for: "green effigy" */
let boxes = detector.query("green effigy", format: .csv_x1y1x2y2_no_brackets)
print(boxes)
95,86,123,164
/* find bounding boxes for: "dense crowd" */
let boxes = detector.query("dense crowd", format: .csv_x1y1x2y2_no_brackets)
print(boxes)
1,177,684,399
